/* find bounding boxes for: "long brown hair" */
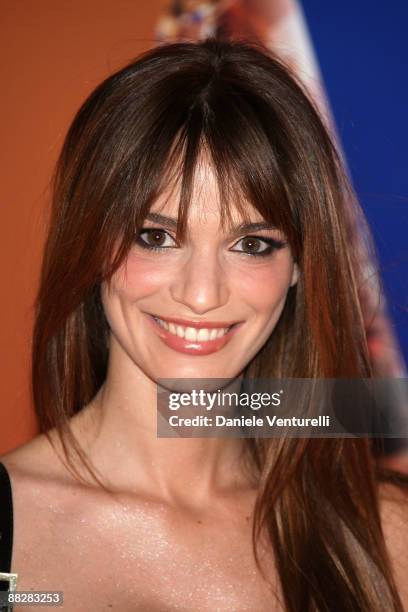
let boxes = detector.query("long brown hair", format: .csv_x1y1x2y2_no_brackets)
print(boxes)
32,39,407,610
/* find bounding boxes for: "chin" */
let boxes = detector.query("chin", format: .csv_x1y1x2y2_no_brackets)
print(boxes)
152,362,241,387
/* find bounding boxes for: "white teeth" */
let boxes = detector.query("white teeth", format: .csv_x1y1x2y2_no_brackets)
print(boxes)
197,328,210,342
185,327,197,341
209,329,218,340
154,317,231,342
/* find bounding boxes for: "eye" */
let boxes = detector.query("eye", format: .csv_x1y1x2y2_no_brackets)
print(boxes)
135,228,177,251
134,229,287,256
231,235,286,257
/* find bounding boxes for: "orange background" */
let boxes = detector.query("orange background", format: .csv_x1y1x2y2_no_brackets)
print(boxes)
1,0,165,453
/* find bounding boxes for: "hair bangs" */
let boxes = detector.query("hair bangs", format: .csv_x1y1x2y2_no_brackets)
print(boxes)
132,77,303,256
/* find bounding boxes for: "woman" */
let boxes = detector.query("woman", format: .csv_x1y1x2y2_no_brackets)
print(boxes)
1,38,407,611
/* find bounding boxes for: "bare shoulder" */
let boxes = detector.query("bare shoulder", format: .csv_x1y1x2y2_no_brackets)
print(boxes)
0,401,98,484
0,432,80,542
378,479,408,607
0,432,108,599
0,430,72,487
379,477,408,530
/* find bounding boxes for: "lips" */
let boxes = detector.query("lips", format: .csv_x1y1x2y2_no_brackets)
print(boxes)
146,313,243,356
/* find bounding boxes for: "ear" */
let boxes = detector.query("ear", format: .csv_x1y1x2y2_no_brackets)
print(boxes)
290,263,299,287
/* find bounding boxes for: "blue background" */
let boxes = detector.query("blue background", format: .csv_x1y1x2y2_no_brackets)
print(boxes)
301,1,408,365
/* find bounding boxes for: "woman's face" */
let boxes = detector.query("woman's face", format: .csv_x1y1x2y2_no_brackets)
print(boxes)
101,159,298,381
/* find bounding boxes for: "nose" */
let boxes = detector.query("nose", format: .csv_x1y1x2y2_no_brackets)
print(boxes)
169,250,229,315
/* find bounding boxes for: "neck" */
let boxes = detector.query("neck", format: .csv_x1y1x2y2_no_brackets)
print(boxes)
68,337,254,505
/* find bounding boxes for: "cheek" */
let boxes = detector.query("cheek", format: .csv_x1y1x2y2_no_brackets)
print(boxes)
106,253,172,301
231,255,295,313
100,256,170,359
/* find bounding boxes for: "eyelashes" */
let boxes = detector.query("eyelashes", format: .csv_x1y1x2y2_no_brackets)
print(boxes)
134,228,287,258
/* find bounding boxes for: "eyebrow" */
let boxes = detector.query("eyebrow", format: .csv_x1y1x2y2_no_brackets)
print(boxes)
144,212,277,237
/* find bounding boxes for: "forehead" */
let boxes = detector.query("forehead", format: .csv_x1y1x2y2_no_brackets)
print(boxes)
149,153,262,230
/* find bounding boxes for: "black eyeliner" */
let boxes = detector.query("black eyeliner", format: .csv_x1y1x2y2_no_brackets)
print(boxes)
135,228,287,256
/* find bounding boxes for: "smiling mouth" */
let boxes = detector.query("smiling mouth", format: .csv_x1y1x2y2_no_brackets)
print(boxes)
146,314,242,356
152,316,236,342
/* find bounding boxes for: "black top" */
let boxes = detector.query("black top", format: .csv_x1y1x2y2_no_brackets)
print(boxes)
0,462,13,590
